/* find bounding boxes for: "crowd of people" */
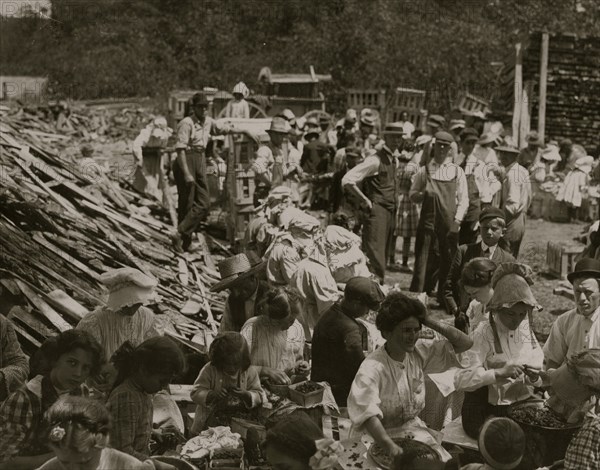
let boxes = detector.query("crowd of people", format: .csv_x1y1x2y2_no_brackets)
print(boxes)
1,92,600,470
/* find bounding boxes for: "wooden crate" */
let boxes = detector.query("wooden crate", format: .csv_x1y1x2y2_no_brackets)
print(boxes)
346,88,386,111
546,242,584,279
392,87,426,110
455,92,490,116
234,169,255,205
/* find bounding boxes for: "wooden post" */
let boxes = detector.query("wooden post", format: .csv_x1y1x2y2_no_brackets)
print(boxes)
512,42,523,145
538,33,550,142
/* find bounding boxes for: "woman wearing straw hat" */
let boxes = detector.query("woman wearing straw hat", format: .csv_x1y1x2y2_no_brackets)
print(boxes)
211,253,269,335
454,263,544,438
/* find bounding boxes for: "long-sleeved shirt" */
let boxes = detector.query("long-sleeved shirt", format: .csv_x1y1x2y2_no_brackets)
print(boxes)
190,363,265,434
543,307,600,369
107,378,153,460
77,306,163,361
224,99,250,119
175,115,231,150
454,316,543,405
290,249,340,334
461,153,501,204
0,315,29,403
502,162,532,219
409,157,469,223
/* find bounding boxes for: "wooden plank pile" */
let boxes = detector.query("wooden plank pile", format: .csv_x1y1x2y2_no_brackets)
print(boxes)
0,107,228,355
523,32,600,151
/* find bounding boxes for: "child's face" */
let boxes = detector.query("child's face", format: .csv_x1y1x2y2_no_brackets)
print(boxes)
464,285,493,304
221,358,242,376
52,445,102,470
137,370,175,394
480,218,505,246
51,348,95,392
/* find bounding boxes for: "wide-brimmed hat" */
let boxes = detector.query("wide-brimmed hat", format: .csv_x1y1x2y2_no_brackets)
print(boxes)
541,144,561,162
488,263,540,310
567,257,600,284
100,267,158,311
304,117,319,129
210,253,266,292
574,155,595,173
526,131,542,145
478,418,525,470
384,122,405,135
477,132,497,145
267,117,291,134
279,108,296,122
304,127,321,139
360,114,376,127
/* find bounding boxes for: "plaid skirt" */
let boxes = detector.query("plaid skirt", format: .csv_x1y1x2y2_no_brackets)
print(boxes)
395,193,420,237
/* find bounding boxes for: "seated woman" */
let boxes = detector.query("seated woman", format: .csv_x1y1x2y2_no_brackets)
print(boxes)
190,332,266,434
454,263,544,438
454,258,498,335
0,330,104,470
240,287,307,385
348,292,472,460
264,411,343,470
38,395,152,470
107,337,185,470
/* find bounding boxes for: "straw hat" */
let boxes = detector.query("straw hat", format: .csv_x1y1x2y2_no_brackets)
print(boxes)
100,268,158,311
210,253,266,293
267,117,291,134
477,132,497,145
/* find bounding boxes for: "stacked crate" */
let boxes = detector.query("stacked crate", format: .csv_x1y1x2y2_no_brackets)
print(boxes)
385,87,427,130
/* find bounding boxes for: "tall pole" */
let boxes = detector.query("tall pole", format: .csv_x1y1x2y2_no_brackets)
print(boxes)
512,42,523,145
538,33,550,142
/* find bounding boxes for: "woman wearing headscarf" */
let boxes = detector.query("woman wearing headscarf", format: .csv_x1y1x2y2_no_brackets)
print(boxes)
454,263,544,438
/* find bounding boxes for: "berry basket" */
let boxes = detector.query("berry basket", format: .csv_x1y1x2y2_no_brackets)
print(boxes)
288,381,324,407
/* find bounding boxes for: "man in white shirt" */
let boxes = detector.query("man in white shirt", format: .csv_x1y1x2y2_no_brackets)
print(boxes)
409,131,469,307
544,258,600,370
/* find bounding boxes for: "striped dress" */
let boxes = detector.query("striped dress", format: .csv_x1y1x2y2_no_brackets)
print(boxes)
395,159,420,237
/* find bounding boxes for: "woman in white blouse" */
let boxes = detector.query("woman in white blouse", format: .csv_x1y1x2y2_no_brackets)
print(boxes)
455,263,544,438
347,292,472,459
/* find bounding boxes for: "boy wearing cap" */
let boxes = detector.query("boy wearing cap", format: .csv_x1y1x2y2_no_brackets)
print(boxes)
409,131,469,304
173,92,258,252
497,145,532,258
311,277,384,406
444,207,515,318
543,258,600,370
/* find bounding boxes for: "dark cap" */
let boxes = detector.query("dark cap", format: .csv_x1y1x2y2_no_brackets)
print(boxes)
479,206,505,223
427,114,446,128
191,93,210,107
567,258,600,284
434,131,454,145
461,127,479,142
495,145,520,155
345,277,385,309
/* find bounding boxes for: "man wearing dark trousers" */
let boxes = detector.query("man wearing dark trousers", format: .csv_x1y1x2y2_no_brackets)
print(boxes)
172,93,257,251
409,131,469,307
343,141,397,283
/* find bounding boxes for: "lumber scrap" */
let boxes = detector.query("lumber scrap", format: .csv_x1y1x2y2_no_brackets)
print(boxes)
14,279,71,332
45,290,89,322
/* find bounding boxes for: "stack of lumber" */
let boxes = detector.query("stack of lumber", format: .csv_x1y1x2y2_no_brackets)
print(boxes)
0,108,227,355
522,32,600,151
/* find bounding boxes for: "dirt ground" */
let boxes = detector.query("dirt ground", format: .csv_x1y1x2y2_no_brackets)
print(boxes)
386,218,589,342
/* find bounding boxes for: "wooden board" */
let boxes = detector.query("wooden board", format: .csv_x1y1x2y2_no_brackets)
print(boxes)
14,279,72,332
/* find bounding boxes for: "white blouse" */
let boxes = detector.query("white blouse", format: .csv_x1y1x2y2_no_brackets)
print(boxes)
454,315,544,405
348,339,459,430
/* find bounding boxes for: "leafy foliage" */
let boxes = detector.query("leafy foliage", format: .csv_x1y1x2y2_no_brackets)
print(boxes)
1,0,599,110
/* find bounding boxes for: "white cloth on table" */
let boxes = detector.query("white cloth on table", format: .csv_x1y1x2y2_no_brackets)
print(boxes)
240,316,305,373
454,315,544,405
543,307,600,369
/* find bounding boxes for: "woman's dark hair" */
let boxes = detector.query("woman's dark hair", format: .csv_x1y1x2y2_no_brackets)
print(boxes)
461,258,497,288
111,336,185,389
209,332,251,373
265,411,323,465
40,329,104,377
375,292,425,334
259,287,302,320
